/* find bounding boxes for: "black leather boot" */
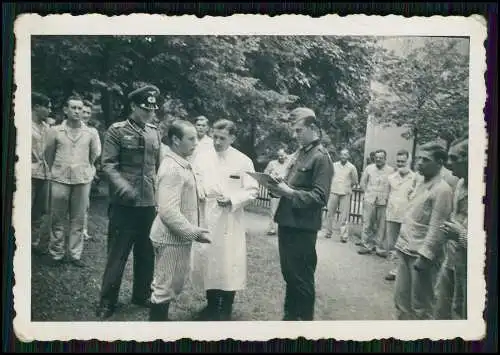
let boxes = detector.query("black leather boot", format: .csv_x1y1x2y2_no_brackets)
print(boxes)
149,302,170,321
211,290,224,321
195,290,218,321
220,291,235,321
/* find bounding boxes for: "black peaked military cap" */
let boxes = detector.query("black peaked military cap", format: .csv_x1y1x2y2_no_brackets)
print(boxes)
128,85,160,111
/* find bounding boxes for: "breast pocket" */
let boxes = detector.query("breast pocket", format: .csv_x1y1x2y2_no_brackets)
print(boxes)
291,166,313,188
120,135,145,166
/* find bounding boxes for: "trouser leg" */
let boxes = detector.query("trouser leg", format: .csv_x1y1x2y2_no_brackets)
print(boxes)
99,205,135,306
453,263,467,319
32,178,50,248
67,183,90,261
386,221,401,254
410,256,438,320
268,198,280,232
323,193,340,237
361,202,376,249
375,206,388,254
338,194,350,227
48,182,71,260
278,228,297,320
149,242,191,321
106,204,115,256
385,222,402,276
83,210,89,235
150,242,191,303
278,227,317,321
394,251,414,319
220,290,236,321
132,206,156,303
433,265,455,320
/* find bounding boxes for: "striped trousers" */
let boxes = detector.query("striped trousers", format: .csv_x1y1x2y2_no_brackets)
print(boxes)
150,241,192,304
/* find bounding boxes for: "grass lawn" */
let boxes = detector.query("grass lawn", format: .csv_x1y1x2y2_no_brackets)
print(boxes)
31,194,396,322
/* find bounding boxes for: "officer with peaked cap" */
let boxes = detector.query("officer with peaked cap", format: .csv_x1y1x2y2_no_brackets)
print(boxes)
267,106,334,321
97,84,162,319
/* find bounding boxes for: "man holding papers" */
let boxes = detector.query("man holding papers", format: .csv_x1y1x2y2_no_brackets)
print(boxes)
191,119,258,321
267,107,334,321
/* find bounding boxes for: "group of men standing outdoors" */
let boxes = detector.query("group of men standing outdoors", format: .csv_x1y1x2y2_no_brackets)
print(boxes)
264,120,468,321
32,83,468,322
31,92,101,268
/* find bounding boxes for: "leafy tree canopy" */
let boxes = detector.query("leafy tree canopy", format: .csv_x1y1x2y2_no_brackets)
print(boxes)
32,35,384,170
369,37,469,156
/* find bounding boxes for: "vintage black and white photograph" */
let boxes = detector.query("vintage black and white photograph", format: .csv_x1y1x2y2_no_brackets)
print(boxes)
13,14,487,341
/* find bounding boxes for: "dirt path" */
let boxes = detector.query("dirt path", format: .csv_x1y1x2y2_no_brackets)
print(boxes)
244,212,396,321
31,197,396,321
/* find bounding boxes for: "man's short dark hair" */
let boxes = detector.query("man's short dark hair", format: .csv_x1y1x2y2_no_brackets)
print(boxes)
32,92,51,108
213,119,237,136
164,120,194,146
82,99,93,109
418,142,448,164
195,115,209,125
374,149,387,158
450,135,468,159
65,95,83,107
396,149,410,159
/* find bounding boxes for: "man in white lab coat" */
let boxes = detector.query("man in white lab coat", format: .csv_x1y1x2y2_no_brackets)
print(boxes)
191,119,258,321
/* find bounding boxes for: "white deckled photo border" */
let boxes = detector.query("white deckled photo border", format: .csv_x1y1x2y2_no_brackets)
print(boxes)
12,13,488,342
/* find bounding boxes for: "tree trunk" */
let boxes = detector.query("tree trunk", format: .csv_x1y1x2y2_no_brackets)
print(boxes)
101,40,113,128
410,127,418,170
445,139,452,152
248,117,257,162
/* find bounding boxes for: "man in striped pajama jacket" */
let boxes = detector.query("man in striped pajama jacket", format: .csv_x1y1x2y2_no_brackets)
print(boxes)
148,120,211,322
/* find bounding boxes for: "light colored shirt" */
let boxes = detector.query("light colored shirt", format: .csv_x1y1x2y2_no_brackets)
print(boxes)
360,163,395,206
32,119,50,180
331,161,359,195
149,146,201,245
395,173,453,261
45,121,101,185
264,158,290,179
191,135,214,162
190,135,216,199
386,170,416,223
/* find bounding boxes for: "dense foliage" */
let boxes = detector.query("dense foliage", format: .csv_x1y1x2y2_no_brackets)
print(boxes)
369,37,469,161
31,35,379,170
31,35,469,171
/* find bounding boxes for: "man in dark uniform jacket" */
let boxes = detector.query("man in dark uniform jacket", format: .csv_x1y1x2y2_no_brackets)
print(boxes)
96,85,162,319
268,107,334,321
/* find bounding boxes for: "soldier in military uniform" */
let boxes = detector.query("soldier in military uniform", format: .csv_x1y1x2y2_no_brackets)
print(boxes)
267,107,334,321
96,85,162,319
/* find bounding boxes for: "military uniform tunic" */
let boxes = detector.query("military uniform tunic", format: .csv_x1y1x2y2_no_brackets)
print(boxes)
274,139,334,321
99,118,161,306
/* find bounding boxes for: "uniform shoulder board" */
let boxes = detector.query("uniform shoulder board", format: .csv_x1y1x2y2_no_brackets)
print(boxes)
146,122,158,129
318,146,332,159
110,120,127,128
